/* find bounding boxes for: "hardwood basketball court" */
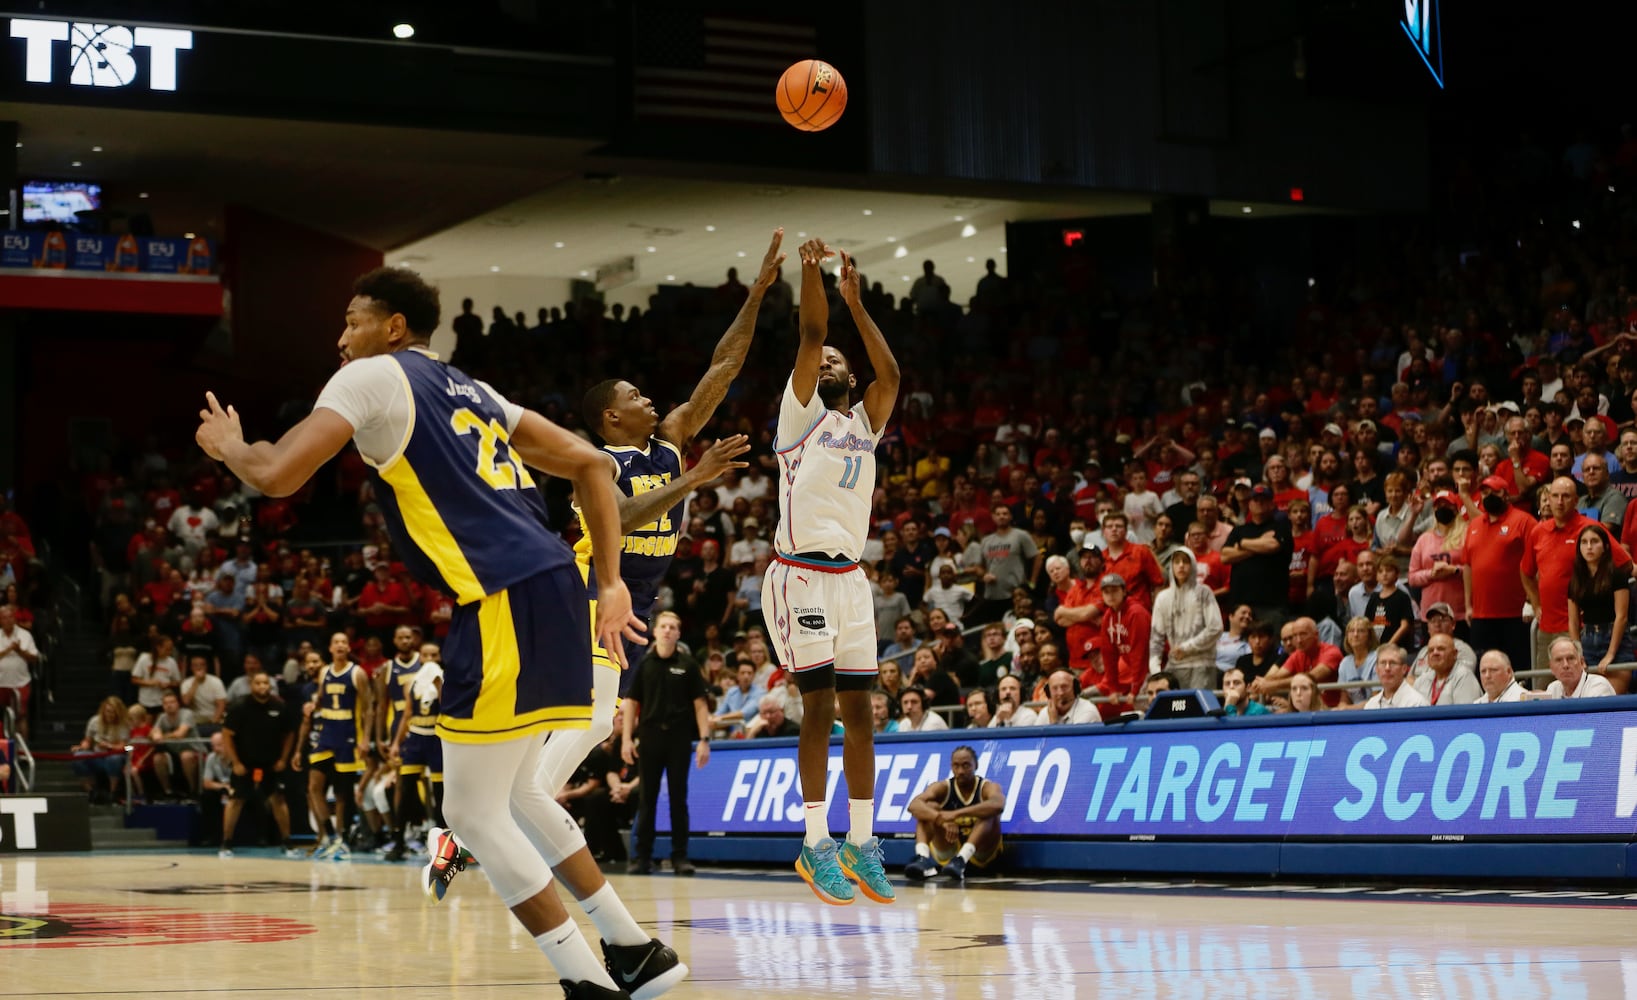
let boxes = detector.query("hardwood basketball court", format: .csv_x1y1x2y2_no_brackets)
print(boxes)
5,852,1635,998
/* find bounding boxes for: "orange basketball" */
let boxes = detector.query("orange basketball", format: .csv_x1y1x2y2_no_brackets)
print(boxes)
775,59,847,132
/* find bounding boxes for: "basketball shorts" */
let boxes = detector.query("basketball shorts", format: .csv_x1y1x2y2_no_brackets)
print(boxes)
579,562,631,683
310,722,362,774
438,564,594,745
398,732,444,782
763,553,877,686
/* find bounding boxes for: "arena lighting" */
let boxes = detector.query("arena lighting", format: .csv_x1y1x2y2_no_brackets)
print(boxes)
183,232,195,238
1061,229,1084,247
138,192,149,199
704,225,716,232
665,274,675,281
735,251,746,257
953,215,964,221
392,23,415,39
893,245,908,258
645,246,656,253
489,265,500,272
885,236,897,243
1401,0,1445,88
960,224,977,238
861,209,872,215
1573,220,1582,230
70,160,80,167
91,145,102,152
1241,206,1253,214
552,241,564,248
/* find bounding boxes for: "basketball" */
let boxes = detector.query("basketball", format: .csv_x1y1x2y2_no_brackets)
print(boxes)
775,59,847,132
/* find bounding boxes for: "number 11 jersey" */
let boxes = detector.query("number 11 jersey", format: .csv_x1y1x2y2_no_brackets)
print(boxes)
772,376,883,561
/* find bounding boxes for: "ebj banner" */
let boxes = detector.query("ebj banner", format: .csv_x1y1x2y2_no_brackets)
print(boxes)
658,705,1637,840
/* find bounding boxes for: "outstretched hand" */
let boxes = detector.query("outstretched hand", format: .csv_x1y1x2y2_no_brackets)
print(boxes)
752,228,787,292
195,391,243,461
797,238,833,269
693,434,751,484
838,249,861,307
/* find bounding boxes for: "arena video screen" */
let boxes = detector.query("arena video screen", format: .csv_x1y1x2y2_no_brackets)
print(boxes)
660,707,1637,841
21,180,101,226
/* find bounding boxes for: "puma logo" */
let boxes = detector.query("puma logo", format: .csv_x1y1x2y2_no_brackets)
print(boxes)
796,574,810,586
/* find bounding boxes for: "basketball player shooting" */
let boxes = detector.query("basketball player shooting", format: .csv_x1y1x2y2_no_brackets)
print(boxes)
767,238,900,905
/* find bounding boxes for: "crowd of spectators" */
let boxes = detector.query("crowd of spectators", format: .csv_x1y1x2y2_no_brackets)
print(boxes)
38,126,1637,811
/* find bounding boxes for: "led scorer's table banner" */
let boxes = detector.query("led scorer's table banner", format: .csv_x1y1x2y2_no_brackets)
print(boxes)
658,700,1637,841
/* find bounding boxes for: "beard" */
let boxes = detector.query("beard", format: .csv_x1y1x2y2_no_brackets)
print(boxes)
817,378,851,408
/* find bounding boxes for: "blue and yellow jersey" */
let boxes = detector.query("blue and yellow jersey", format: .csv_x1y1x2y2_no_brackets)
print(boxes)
573,436,685,600
314,663,366,748
383,655,419,734
364,349,572,603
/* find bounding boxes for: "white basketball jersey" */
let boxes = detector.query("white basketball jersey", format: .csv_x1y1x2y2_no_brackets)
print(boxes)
773,376,881,561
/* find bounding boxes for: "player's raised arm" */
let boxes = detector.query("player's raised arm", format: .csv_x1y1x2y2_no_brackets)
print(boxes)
196,392,355,498
838,249,900,433
791,237,834,407
660,229,785,445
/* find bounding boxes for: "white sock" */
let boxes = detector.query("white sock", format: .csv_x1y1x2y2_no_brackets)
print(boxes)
847,798,874,847
803,802,829,847
581,882,648,948
535,918,616,988
957,842,977,862
914,842,931,859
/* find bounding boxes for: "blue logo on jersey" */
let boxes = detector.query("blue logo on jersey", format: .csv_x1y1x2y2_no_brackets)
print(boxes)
817,431,874,453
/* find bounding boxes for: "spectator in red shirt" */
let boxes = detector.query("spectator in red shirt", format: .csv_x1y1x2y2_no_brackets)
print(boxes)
1251,616,1343,707
1184,521,1229,597
1311,483,1352,557
356,562,411,644
1287,498,1317,610
1522,476,1632,672
1494,416,1550,508
1048,553,1104,685
1097,512,1164,612
1098,573,1150,697
1463,474,1537,676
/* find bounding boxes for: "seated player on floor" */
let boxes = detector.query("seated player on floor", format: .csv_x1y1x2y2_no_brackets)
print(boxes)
903,745,1005,881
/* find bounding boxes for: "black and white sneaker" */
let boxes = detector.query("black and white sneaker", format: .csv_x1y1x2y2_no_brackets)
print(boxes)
941,855,969,882
560,979,630,999
904,856,940,881
601,937,689,1000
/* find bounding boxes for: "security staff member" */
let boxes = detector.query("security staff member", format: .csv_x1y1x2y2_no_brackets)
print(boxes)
620,610,712,876
220,671,297,853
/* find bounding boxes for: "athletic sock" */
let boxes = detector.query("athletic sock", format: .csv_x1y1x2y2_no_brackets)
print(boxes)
581,882,649,947
957,842,977,862
535,918,616,988
803,802,829,847
846,798,874,847
914,842,931,859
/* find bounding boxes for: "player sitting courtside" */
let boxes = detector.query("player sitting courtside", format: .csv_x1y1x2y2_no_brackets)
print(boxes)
904,745,1005,881
764,238,901,905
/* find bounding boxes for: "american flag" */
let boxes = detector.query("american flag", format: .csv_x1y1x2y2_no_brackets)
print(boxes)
632,9,817,125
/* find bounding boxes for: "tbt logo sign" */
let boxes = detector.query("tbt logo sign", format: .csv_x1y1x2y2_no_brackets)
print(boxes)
9,19,192,91
1401,0,1444,89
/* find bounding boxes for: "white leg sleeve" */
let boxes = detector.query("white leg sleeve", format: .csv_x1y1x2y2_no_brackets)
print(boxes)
534,665,621,796
442,737,555,908
511,736,589,869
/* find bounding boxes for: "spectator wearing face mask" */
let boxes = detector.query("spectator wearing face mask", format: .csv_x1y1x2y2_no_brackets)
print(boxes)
1409,491,1468,626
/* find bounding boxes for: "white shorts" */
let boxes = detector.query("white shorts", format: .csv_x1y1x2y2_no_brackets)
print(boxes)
762,554,877,679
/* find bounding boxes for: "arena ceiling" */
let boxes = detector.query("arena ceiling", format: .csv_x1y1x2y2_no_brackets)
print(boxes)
8,102,1317,298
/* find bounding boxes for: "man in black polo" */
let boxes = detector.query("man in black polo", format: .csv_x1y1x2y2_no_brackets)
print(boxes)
219,671,297,856
621,610,712,877
1221,485,1294,632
